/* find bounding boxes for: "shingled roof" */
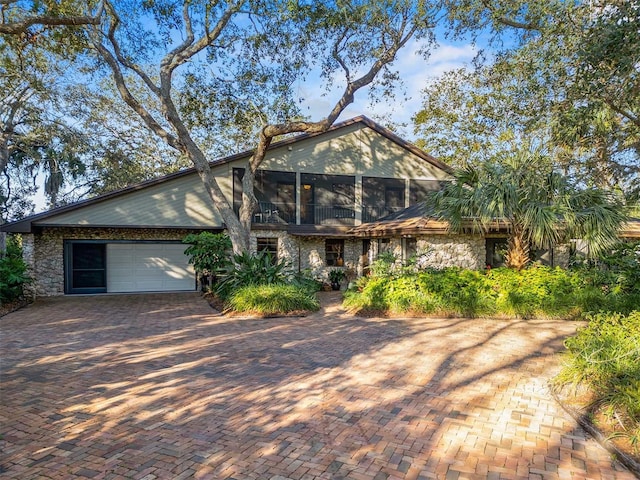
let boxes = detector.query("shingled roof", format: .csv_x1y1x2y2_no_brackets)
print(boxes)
351,205,640,239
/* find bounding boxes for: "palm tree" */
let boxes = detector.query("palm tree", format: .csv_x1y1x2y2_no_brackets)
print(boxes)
431,147,627,270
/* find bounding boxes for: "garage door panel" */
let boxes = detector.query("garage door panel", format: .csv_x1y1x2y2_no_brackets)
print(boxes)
106,243,195,293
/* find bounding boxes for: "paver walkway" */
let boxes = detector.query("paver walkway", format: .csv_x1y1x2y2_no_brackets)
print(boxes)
0,292,635,479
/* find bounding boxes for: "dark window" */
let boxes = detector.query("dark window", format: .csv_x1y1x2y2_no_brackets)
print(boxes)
301,173,355,225
233,167,244,215
404,237,417,260
66,242,107,293
409,179,446,206
325,239,344,266
257,237,278,264
486,238,508,268
362,177,405,221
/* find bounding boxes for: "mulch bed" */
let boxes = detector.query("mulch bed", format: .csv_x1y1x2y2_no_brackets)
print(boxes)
0,298,31,318
551,385,640,476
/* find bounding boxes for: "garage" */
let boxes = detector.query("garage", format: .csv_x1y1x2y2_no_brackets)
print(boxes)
65,241,196,294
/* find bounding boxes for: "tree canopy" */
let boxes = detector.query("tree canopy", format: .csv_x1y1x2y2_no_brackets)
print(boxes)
73,0,441,253
414,0,640,197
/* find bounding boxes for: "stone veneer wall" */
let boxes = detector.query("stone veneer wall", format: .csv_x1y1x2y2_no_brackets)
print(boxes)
417,234,486,270
368,234,485,270
295,237,361,281
249,231,366,282
30,227,205,297
552,244,570,268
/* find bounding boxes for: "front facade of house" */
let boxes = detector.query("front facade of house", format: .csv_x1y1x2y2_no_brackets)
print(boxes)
5,116,638,297
5,116,469,297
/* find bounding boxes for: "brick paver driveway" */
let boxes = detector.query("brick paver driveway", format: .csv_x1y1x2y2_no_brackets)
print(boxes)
1,293,634,479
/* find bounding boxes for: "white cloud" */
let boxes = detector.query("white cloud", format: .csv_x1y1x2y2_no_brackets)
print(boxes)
296,40,478,137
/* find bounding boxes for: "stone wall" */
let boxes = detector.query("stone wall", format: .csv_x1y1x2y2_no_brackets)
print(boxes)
295,237,361,282
31,227,204,297
553,244,570,268
367,234,485,271
416,234,486,270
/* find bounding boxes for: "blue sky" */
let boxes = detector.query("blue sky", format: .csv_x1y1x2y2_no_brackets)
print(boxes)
298,38,478,138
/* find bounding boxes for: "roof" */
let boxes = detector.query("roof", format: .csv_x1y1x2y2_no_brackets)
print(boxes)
287,225,354,237
350,203,450,237
2,116,451,234
351,205,640,240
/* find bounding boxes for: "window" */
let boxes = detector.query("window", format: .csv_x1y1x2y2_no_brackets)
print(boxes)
257,237,278,264
64,242,107,294
325,239,344,266
403,237,417,261
486,238,508,268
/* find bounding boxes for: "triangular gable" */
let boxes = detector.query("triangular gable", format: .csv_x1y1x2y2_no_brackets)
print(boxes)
2,116,452,233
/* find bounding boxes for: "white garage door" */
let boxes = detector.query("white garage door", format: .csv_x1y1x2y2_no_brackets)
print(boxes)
107,243,195,293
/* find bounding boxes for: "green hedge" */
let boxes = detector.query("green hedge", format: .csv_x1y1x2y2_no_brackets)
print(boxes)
0,236,30,305
343,266,639,319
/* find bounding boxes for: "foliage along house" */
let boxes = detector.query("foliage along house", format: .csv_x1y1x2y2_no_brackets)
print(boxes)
3,116,638,297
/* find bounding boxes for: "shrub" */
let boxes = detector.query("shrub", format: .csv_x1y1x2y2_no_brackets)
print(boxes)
369,251,397,278
554,311,640,450
0,236,31,305
183,232,232,287
418,268,496,317
344,265,638,319
488,266,581,318
227,284,320,316
215,251,291,300
290,269,323,293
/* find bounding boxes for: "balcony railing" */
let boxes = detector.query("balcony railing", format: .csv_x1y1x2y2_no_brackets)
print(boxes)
252,202,295,224
251,202,402,225
300,204,355,226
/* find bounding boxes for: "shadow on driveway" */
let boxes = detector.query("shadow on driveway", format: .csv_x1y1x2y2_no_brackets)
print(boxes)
0,293,634,479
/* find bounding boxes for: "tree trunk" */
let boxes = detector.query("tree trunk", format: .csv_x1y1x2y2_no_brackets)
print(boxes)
505,230,530,270
188,151,249,255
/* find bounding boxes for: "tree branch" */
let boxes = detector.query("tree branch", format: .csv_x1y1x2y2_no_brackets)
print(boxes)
162,1,241,74
90,28,183,152
480,0,541,31
602,97,640,128
103,2,160,96
0,0,104,34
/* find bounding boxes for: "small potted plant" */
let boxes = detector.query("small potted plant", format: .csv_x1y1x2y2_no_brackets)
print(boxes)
328,268,346,291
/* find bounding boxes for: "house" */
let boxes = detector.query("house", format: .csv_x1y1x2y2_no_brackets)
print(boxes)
4,116,638,297
2,116,453,296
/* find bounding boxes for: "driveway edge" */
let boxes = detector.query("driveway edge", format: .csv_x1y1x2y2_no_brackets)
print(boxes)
549,384,640,478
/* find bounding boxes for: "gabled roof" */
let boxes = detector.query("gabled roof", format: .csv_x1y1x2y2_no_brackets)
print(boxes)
2,116,451,234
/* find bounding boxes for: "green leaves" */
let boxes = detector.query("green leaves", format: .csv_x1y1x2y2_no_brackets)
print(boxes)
431,145,627,268
183,232,232,276
0,237,31,304
414,1,639,195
